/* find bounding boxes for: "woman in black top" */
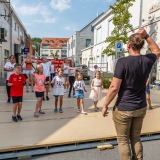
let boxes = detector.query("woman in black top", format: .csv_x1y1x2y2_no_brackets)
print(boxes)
102,28,160,160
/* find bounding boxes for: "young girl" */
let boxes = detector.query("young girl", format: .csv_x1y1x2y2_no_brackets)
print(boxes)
51,68,65,113
33,64,46,117
74,72,87,114
89,71,103,112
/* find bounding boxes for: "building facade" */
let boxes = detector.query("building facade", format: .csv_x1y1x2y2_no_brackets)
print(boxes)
0,0,30,78
40,38,69,59
67,13,104,65
81,0,160,83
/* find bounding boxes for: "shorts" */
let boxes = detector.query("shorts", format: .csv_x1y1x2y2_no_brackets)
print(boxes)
12,96,23,103
45,76,50,85
146,87,150,94
74,90,84,98
25,70,33,74
35,91,44,98
63,74,68,78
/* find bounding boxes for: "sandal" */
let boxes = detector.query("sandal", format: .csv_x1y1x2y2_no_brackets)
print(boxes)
94,108,98,112
34,112,39,117
39,110,45,114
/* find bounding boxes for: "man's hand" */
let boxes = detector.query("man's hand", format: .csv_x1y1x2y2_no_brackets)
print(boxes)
137,28,148,38
102,106,109,117
84,89,87,92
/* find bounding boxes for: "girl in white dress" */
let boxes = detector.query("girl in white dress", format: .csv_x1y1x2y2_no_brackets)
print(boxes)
51,68,65,113
89,71,103,111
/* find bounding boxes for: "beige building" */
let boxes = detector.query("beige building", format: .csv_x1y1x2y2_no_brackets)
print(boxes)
40,38,69,59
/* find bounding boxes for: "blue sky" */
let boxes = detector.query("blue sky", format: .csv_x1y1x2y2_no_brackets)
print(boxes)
10,0,115,39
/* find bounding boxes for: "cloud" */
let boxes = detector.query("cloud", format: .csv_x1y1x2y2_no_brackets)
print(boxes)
34,17,57,23
50,0,71,12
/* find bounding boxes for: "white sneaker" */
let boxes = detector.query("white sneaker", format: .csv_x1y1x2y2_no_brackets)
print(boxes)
81,110,87,115
77,109,81,113
64,89,66,93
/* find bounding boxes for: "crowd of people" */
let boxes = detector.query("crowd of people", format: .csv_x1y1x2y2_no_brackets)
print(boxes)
4,54,104,121
3,27,159,160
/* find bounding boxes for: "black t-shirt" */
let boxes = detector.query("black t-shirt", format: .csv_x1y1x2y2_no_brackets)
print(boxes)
114,53,156,111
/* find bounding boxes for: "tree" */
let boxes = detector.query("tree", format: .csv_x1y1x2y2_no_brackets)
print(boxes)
30,37,42,52
103,0,135,56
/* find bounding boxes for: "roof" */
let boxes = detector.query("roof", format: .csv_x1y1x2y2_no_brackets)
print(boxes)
41,38,69,49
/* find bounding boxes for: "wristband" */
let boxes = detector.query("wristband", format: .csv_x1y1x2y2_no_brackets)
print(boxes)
144,34,149,40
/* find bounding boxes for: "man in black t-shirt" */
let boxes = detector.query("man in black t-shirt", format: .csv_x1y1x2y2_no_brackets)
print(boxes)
102,28,160,160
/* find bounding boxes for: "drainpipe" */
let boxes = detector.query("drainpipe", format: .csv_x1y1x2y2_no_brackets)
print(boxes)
139,0,143,28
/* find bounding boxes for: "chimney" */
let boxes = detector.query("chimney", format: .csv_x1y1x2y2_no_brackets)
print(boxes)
97,12,99,17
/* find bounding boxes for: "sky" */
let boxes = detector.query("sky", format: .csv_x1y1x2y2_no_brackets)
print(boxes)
10,0,115,39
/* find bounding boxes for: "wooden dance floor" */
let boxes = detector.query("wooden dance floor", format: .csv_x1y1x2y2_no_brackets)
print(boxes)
0,86,160,152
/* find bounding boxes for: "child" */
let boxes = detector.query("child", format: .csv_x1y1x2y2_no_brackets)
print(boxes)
146,78,152,110
73,72,87,114
8,64,27,122
51,68,65,113
33,64,46,117
89,71,103,112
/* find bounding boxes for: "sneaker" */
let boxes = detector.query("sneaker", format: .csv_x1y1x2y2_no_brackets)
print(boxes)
64,89,66,93
68,95,71,98
59,108,63,113
34,112,39,117
81,110,87,115
17,115,23,121
54,108,58,113
12,116,18,122
32,90,34,92
7,98,10,103
43,97,45,101
26,90,29,93
149,106,153,110
77,109,81,113
46,96,49,101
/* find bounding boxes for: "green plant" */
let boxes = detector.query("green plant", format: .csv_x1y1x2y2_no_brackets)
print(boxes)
102,78,112,89
103,0,135,56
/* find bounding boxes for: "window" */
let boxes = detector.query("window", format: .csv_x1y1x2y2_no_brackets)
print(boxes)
50,40,54,43
60,40,63,43
96,27,101,44
42,46,49,49
86,39,91,47
108,19,114,37
45,40,49,43
18,27,19,39
15,23,17,30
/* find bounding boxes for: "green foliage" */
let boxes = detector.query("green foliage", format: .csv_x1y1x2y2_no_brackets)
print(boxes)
102,78,112,89
103,0,135,56
30,38,42,52
55,51,59,57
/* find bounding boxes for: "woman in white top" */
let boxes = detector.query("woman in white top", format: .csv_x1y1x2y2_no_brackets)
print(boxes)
61,58,69,93
68,60,81,98
50,62,55,87
4,55,16,103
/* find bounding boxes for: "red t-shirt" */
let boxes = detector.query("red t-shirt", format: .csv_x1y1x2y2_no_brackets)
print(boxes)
8,73,26,97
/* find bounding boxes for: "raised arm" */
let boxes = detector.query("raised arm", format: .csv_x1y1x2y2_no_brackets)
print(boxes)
137,28,160,59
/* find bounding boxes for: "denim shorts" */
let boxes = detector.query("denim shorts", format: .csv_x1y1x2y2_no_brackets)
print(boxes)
146,86,150,94
25,70,33,74
74,90,84,98
63,73,68,78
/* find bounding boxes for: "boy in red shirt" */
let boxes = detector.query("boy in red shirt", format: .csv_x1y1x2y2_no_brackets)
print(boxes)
8,64,27,122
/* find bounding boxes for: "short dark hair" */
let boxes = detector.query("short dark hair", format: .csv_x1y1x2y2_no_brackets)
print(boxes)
14,64,21,68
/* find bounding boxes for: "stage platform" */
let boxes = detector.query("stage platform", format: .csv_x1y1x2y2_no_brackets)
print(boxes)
0,86,160,153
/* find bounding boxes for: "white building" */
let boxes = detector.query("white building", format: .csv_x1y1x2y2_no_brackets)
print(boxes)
82,9,114,72
0,0,27,78
82,0,160,84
